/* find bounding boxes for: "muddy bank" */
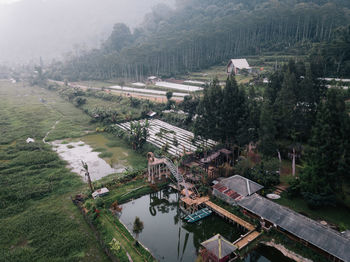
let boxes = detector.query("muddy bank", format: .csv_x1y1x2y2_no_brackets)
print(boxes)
262,240,313,262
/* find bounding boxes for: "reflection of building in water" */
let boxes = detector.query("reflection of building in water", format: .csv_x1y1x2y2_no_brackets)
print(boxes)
149,188,178,216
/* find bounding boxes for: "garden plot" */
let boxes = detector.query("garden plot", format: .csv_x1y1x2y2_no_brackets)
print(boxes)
155,81,203,92
108,85,188,97
116,119,217,156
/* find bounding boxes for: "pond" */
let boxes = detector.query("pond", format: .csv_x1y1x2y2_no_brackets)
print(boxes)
51,134,146,181
119,188,294,262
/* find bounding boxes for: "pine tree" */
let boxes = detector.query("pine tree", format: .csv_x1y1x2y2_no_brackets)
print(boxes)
259,102,277,157
221,75,249,145
194,78,222,141
300,89,350,207
273,70,298,140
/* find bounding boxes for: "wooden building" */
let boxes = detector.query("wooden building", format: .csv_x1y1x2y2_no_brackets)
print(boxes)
200,234,237,262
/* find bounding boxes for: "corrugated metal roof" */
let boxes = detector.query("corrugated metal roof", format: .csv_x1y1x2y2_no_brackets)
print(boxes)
238,194,350,262
220,175,263,197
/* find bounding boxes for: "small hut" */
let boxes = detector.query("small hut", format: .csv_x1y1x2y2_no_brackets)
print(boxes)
92,187,109,199
200,234,237,262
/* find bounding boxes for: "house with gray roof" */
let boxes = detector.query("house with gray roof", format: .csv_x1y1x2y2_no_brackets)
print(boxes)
212,175,263,205
238,194,350,262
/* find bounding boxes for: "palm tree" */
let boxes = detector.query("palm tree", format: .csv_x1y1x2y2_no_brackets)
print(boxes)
81,160,94,193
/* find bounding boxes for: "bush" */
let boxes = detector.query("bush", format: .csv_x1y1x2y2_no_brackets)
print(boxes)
98,152,113,158
95,198,105,208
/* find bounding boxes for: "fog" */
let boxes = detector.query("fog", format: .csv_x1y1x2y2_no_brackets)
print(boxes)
0,0,174,64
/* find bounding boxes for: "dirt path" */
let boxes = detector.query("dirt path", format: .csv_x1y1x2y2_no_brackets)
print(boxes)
43,120,60,144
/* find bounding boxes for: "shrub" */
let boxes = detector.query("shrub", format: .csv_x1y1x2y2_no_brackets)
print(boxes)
98,152,113,158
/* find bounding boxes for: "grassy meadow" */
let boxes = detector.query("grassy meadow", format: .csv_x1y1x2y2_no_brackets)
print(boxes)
0,81,108,262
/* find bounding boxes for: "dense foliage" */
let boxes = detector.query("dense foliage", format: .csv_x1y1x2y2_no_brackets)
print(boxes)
49,0,350,80
193,60,350,208
194,76,251,145
295,89,350,207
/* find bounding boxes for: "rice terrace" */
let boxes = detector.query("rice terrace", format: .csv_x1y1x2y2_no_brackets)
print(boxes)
1,1,350,262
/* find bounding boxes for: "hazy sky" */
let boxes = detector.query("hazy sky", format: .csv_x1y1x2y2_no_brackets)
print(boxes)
0,0,174,64
0,0,22,4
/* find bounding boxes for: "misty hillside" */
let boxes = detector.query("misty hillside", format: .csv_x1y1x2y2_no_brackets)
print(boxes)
0,0,174,64
53,0,350,80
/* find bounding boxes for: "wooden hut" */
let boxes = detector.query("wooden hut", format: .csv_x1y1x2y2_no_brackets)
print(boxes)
200,234,237,262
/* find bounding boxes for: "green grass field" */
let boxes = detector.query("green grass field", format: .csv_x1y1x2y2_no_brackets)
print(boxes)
0,81,108,262
275,196,350,230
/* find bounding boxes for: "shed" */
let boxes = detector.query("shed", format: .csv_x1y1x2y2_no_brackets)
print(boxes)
201,234,237,262
92,187,109,199
227,59,251,75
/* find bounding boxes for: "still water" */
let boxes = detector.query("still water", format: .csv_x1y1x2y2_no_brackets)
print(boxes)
119,188,294,262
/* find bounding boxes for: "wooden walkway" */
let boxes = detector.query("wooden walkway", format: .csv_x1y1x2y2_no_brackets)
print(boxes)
204,201,255,231
234,231,261,250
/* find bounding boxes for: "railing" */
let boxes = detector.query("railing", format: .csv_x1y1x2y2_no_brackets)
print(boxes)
164,158,184,183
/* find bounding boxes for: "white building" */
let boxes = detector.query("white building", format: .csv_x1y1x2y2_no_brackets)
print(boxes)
227,59,251,75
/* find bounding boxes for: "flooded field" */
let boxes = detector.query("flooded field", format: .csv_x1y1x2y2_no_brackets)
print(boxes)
51,133,146,181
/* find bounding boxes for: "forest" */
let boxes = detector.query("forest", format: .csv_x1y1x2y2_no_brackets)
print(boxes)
192,60,350,209
48,0,350,81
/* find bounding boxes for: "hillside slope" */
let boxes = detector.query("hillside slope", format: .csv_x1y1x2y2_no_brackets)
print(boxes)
52,0,350,80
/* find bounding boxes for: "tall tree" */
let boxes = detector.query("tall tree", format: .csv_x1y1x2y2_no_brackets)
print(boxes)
259,102,277,157
273,70,298,140
300,89,350,207
221,75,249,145
194,78,222,141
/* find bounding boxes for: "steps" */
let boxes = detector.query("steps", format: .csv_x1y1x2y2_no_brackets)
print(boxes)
273,185,287,195
164,159,184,183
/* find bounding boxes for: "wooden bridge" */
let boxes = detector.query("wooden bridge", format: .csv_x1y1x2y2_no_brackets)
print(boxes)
204,201,255,231
233,230,261,250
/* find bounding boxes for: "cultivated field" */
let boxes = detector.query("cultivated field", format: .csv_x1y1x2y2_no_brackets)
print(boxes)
0,81,108,262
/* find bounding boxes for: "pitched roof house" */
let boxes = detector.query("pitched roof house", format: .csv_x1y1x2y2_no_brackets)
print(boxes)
227,59,251,75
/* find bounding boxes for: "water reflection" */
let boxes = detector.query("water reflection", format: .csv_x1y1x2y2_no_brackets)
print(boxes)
120,188,243,261
119,189,294,262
